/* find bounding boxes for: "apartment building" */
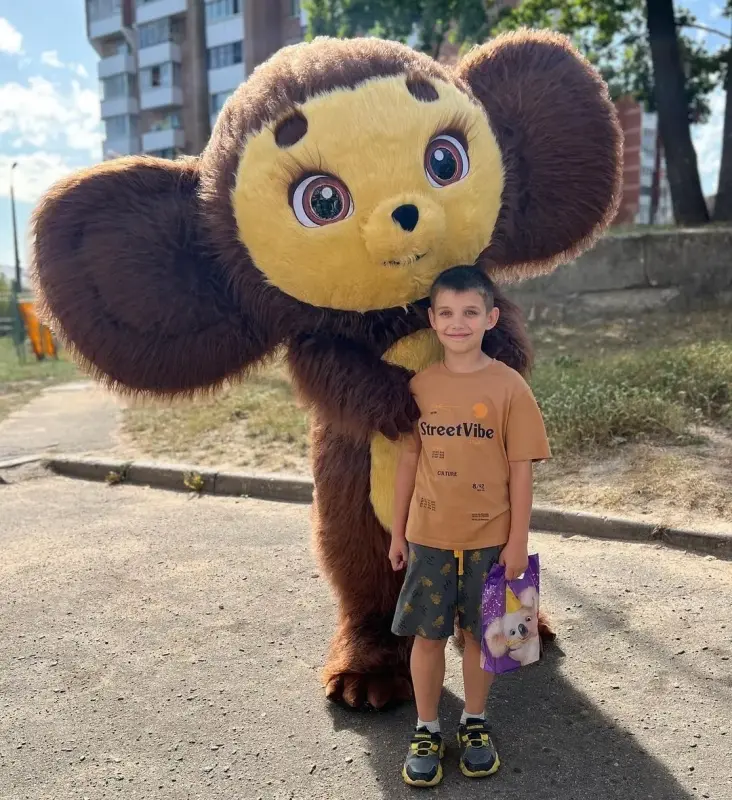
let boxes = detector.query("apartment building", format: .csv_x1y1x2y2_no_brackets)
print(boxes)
86,0,307,161
613,96,674,226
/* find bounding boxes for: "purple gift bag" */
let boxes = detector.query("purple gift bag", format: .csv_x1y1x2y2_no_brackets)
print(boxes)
480,554,541,674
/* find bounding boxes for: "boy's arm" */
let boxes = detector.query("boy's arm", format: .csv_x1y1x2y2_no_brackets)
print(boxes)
389,433,421,570
502,383,550,579
500,460,532,579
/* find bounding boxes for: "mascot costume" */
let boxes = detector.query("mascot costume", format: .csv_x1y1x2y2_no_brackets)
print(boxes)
30,30,622,710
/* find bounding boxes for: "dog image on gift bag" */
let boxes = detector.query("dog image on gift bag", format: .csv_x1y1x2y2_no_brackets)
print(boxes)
484,585,540,667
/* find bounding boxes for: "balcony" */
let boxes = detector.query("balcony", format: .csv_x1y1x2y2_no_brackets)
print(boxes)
100,95,140,118
136,0,186,25
98,52,136,79
89,11,124,39
103,135,141,158
142,127,185,152
206,15,244,49
208,63,245,94
140,85,184,110
138,41,181,69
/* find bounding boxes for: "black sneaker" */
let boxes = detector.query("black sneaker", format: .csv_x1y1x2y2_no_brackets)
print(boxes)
457,718,500,778
402,727,445,787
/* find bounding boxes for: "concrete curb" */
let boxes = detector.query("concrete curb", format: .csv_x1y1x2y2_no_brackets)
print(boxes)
45,456,314,504
45,455,732,560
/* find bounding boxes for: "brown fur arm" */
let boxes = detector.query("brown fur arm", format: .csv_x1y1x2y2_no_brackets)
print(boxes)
287,333,419,443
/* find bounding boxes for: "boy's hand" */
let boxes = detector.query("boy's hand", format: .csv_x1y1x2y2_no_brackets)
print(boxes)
499,539,529,581
389,536,409,571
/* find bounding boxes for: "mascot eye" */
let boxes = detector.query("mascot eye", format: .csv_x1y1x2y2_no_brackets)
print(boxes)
509,629,516,636
425,134,469,188
292,175,353,228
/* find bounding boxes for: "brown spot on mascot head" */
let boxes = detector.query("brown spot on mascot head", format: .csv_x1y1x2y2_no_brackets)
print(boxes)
30,31,622,395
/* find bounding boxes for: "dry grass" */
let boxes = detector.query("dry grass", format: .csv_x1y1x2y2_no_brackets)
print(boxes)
534,429,732,533
121,362,310,475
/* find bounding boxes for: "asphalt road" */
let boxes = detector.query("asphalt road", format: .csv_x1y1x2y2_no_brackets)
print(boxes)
1,472,731,800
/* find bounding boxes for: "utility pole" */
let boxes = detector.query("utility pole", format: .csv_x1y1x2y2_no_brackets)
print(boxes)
10,161,21,293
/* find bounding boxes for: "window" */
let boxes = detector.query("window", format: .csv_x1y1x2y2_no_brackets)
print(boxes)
100,73,135,100
140,62,181,90
210,90,234,116
149,112,182,131
291,0,300,16
205,0,241,23
207,41,243,70
105,115,136,139
139,17,180,48
88,0,121,21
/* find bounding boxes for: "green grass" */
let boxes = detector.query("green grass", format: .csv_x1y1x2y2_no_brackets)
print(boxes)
0,336,80,421
532,341,731,455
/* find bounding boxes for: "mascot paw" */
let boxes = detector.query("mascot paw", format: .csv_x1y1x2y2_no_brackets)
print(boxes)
538,609,557,642
325,671,413,710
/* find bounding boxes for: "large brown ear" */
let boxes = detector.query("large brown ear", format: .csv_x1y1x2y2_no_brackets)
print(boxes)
455,29,623,279
31,156,283,396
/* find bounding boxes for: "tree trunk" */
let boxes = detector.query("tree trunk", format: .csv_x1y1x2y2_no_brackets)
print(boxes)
713,40,732,221
645,0,710,225
187,0,211,154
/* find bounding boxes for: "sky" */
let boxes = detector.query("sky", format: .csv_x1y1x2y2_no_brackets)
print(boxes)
0,1,729,276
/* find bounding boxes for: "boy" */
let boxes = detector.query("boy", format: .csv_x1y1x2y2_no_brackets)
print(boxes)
389,265,551,788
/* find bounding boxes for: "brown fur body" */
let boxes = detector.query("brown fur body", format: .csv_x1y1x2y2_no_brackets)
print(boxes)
30,32,619,711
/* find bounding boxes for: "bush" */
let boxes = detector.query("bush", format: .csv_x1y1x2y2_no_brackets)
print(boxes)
533,342,732,455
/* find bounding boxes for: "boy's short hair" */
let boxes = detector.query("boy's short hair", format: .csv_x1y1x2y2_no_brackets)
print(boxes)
429,265,495,310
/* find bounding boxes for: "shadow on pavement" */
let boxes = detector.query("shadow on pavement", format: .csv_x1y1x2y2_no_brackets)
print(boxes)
326,643,694,800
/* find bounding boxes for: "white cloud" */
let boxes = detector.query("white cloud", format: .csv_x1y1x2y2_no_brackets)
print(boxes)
709,3,725,19
40,50,91,80
0,152,74,204
0,17,23,54
41,50,64,69
0,75,102,157
692,86,725,198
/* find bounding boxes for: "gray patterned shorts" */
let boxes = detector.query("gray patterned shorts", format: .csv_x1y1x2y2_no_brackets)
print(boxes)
391,543,502,640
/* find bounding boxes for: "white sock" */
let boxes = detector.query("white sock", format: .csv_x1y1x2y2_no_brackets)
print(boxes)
417,717,441,734
461,709,486,725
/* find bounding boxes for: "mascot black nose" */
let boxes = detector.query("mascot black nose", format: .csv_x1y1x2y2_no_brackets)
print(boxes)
518,624,528,636
392,204,419,232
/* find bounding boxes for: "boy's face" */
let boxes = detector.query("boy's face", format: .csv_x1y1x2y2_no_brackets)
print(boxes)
428,288,500,354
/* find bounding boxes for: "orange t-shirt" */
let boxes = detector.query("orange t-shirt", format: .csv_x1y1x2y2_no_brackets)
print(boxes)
403,360,551,550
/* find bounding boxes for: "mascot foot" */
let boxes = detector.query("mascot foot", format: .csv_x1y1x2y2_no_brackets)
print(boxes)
538,609,557,642
325,669,413,710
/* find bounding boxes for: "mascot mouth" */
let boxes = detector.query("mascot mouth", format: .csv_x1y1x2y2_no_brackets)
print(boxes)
383,252,427,268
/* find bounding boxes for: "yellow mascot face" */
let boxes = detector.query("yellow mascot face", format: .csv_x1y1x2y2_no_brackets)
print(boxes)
232,75,504,312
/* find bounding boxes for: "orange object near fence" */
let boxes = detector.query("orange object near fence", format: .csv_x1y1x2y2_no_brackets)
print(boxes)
17,298,57,360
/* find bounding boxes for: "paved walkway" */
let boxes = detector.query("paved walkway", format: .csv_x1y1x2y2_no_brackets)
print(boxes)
2,475,731,799
0,381,121,462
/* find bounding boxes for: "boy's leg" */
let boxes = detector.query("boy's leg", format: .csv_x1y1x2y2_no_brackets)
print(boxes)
455,546,502,779
411,634,448,724
391,544,456,787
462,630,495,717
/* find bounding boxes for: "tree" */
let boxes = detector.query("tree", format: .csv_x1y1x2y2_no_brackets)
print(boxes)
303,0,490,59
645,0,708,224
712,3,732,221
